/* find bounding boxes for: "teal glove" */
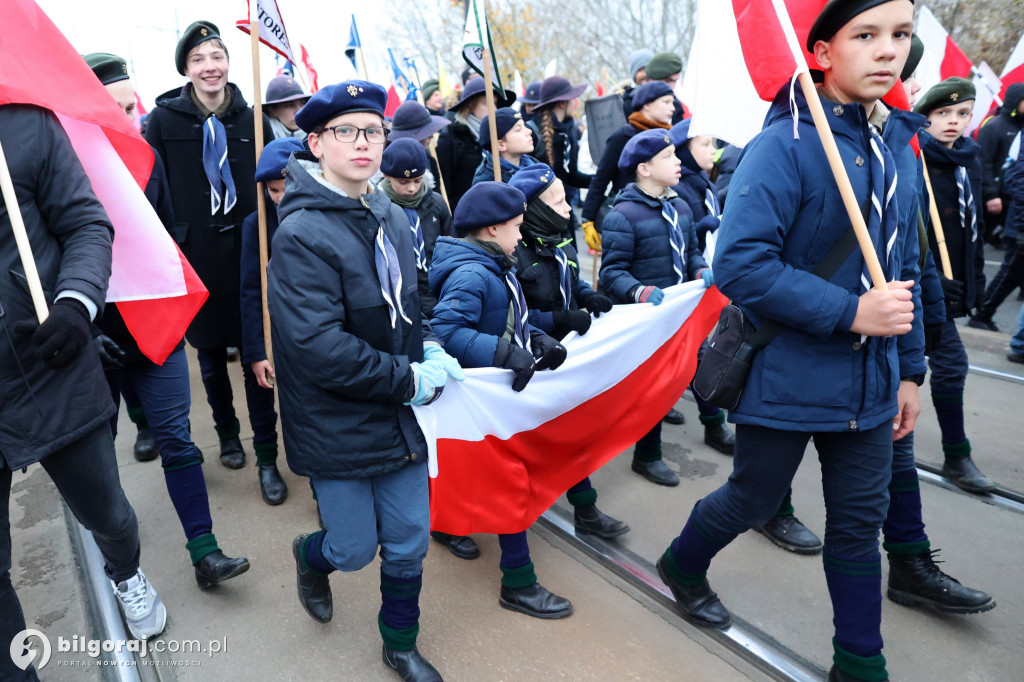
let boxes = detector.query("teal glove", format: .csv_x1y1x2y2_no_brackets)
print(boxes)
423,342,466,381
406,362,446,406
698,268,714,288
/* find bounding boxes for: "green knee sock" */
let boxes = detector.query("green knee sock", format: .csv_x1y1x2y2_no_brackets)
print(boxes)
185,532,220,565
833,639,888,681
500,561,538,589
633,441,662,462
214,418,241,442
378,615,418,652
126,406,148,427
253,442,278,467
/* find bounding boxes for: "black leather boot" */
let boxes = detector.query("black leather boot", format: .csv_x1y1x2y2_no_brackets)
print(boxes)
703,423,735,455
887,550,996,614
755,514,823,554
656,555,731,628
194,550,250,589
382,644,443,681
219,437,245,469
499,582,573,619
662,408,685,424
292,534,332,623
258,464,288,505
631,457,679,486
133,425,159,462
429,531,480,560
941,456,995,493
574,504,630,538
966,313,999,332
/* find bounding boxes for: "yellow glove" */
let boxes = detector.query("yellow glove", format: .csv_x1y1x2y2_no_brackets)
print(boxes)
582,221,602,251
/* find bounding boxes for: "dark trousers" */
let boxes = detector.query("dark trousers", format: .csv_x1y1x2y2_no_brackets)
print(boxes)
196,347,277,445
978,239,1024,318
2,427,140,681
927,320,968,395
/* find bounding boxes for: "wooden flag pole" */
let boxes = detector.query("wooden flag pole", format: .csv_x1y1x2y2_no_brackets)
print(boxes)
0,136,48,323
428,139,451,212
797,71,888,290
250,17,274,370
920,154,955,279
359,47,370,82
481,48,502,182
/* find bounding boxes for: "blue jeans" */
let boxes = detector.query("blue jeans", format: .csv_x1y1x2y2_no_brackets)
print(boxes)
1011,302,1024,354
927,320,968,394
196,347,277,445
312,462,430,580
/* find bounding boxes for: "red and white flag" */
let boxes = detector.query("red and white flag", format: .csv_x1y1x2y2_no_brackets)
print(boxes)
999,33,1024,100
1,0,207,364
915,7,974,97
300,44,319,94
236,0,298,66
414,283,726,536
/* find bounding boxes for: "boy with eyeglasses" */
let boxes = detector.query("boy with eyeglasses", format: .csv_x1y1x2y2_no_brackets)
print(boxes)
268,80,462,682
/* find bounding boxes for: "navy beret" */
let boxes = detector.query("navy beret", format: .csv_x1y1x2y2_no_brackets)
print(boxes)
508,163,556,204
84,53,130,86
175,21,221,76
255,138,304,184
807,0,915,52
452,182,527,236
295,80,387,133
479,107,524,147
632,81,675,112
389,101,450,141
618,128,674,175
520,81,543,105
914,77,976,115
668,119,692,146
381,138,429,179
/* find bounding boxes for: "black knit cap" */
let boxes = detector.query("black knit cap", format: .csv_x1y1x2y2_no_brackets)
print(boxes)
175,21,222,76
83,53,130,86
806,0,915,52
900,34,924,82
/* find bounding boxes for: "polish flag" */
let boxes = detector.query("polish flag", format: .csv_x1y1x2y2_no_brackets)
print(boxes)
300,44,319,94
2,0,207,364
414,283,726,536
384,84,402,118
915,7,974,98
999,33,1024,100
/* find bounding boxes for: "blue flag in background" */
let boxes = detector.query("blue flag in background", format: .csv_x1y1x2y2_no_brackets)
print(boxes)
345,15,361,71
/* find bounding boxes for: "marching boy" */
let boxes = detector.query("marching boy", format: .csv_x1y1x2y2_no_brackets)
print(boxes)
268,80,463,682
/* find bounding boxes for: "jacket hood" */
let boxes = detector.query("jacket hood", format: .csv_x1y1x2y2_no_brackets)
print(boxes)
919,130,980,167
1002,83,1024,117
675,142,706,177
612,182,676,209
479,151,540,180
277,154,393,223
428,236,505,297
155,82,250,117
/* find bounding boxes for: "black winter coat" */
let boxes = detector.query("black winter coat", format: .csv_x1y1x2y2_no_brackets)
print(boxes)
435,120,481,210
268,155,434,479
532,114,593,189
582,123,639,223
410,190,454,316
975,83,1024,201
514,238,595,338
144,83,274,349
0,106,115,468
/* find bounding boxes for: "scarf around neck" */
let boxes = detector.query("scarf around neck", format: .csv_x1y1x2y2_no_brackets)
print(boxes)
627,111,671,132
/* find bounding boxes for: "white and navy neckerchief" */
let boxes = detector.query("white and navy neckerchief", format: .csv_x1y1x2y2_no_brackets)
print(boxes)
955,166,978,243
505,272,532,353
374,226,413,329
402,207,428,271
863,127,899,292
662,199,686,285
202,115,237,215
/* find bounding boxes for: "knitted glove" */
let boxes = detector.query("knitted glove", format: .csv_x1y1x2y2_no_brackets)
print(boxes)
580,290,613,316
494,338,536,392
532,333,568,370
423,342,466,381
552,309,592,336
634,286,664,305
697,268,714,288
14,298,92,369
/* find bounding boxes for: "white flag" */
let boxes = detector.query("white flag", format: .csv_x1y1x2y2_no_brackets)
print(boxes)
236,0,297,67
461,0,503,91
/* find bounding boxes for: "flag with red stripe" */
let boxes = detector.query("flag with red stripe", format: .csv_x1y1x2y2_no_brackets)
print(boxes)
915,7,974,97
999,33,1024,100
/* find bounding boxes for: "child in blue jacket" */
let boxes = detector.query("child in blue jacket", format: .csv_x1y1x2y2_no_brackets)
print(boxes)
600,129,712,487
472,107,541,184
429,181,575,620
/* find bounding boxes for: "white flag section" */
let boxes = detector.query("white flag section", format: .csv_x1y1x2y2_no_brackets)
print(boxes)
969,63,1002,134
236,0,297,66
461,0,503,91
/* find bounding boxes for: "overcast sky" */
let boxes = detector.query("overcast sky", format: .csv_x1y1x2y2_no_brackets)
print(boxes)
37,0,399,110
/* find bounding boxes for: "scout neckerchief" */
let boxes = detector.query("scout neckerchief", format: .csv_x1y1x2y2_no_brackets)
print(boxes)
704,186,721,219
661,199,687,285
373,216,413,329
956,166,978,243
863,126,899,292
506,271,532,353
402,208,428,271
202,115,237,215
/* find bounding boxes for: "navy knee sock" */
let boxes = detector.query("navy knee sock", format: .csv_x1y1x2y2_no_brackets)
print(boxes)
882,470,929,554
163,459,213,542
668,503,730,579
302,530,335,575
931,391,967,451
379,569,421,651
822,551,884,662
498,531,531,569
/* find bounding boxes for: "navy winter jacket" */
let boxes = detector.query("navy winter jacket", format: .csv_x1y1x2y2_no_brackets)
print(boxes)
1006,150,1024,242
240,195,279,365
714,88,925,432
472,151,540,185
599,184,707,303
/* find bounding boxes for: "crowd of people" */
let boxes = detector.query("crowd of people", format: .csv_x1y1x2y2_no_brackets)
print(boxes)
4,1,1023,680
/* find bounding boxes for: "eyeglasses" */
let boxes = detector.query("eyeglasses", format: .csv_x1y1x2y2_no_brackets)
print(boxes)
319,124,388,144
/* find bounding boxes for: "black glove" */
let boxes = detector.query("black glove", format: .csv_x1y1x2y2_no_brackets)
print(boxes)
580,291,613,316
939,275,964,305
96,334,127,371
494,338,536,392
13,299,92,369
552,309,592,336
695,214,721,235
924,323,943,357
532,333,567,370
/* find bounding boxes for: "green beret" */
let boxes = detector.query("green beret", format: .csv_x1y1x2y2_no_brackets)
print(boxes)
83,52,129,86
175,21,221,76
901,34,924,82
807,0,916,52
645,52,683,81
422,79,440,101
914,77,976,115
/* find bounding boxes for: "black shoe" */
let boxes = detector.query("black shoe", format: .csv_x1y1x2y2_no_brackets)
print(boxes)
429,531,480,560
703,423,735,455
292,534,332,623
194,550,250,589
1008,352,1024,364
887,549,996,614
828,665,885,682
755,514,823,555
574,505,630,538
941,456,995,493
966,315,1000,332
656,555,731,629
219,437,245,469
499,582,573,619
133,425,159,462
258,464,288,505
382,644,443,682
631,458,679,486
662,408,686,425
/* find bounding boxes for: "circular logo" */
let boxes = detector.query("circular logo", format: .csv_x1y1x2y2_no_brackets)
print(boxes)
10,629,51,671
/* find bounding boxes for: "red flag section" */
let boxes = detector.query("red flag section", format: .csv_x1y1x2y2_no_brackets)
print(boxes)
385,84,402,117
733,0,825,101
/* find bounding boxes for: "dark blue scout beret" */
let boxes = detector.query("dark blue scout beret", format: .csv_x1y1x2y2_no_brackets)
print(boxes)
618,128,674,175
901,34,924,82
807,0,916,52
508,163,556,204
668,119,692,146
389,101,450,141
914,77,976,115
295,80,388,133
478,107,524,147
631,81,675,112
255,138,304,183
84,53,130,86
451,182,527,236
520,81,543,105
175,21,222,76
381,138,429,179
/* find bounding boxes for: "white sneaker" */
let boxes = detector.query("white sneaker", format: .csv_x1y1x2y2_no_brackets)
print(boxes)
112,568,167,640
